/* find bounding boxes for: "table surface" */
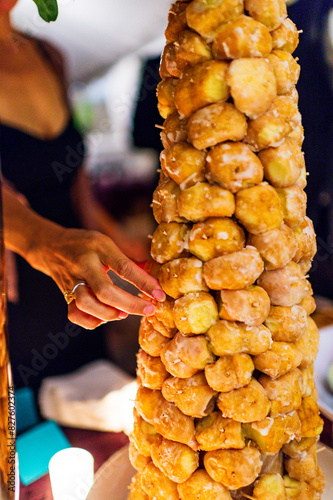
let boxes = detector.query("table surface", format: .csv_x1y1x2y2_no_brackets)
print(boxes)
19,302,333,500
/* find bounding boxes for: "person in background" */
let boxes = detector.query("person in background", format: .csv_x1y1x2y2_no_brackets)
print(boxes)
0,0,164,390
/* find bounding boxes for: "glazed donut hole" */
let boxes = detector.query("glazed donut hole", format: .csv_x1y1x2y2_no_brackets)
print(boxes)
162,372,218,418
178,182,235,222
206,141,264,193
276,184,307,229
257,261,310,307
160,112,188,149
258,138,304,188
301,366,317,398
292,216,317,263
288,124,304,148
297,396,324,439
196,411,245,451
212,15,272,60
160,339,200,379
284,444,317,483
139,317,170,357
164,1,189,44
253,340,303,379
206,320,272,356
186,0,244,41
298,292,316,315
150,437,199,484
294,166,307,189
173,291,219,334
205,353,254,392
188,101,247,150
285,85,299,104
252,474,288,498
203,245,264,290
157,78,177,119
259,368,303,417
264,304,307,342
188,217,246,262
152,177,184,224
295,316,319,370
219,285,271,326
235,183,283,234
140,462,179,500
136,349,170,390
217,378,271,423
160,142,206,189
178,469,233,500
226,57,277,119
128,441,151,472
247,223,297,270
151,221,189,264
283,436,318,459
146,295,177,337
244,96,302,152
135,386,164,424
174,60,230,119
271,17,299,53
158,257,208,299
244,0,287,32
131,408,160,456
267,49,301,95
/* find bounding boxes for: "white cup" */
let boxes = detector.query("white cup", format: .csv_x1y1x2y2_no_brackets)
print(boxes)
49,448,94,500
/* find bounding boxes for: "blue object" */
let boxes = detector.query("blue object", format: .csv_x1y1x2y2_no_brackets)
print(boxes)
16,420,71,485
15,387,39,434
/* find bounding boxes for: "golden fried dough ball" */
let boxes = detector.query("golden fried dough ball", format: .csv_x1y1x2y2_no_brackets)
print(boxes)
141,462,179,500
212,15,272,60
288,124,305,148
160,112,188,149
268,50,300,95
203,246,264,290
297,397,324,438
160,332,215,378
297,292,316,315
159,257,208,299
292,217,317,263
139,318,169,357
257,261,309,307
259,138,304,188
129,441,151,472
264,305,307,342
253,341,303,379
152,177,184,224
219,286,270,326
205,353,254,392
128,473,150,500
276,185,307,229
300,366,316,398
259,368,303,417
244,0,287,31
295,317,319,370
154,398,198,450
218,378,271,422
135,387,164,424
143,258,161,279
309,466,326,496
243,412,301,455
165,1,188,43
248,224,297,270
235,183,283,234
226,57,277,119
196,411,245,451
253,473,287,500
157,78,177,119
137,350,169,390
186,0,244,41
244,96,302,152
207,320,272,356
175,60,230,118
131,408,161,456
206,141,264,193
285,443,317,483
188,217,245,261
150,437,199,483
271,18,299,53
151,222,189,264
188,102,247,150
160,30,212,79
283,437,318,458
146,295,176,338
162,372,217,418
174,291,218,334
285,86,299,104
178,469,232,500
204,446,262,490
160,142,206,189
178,182,235,222
283,475,315,500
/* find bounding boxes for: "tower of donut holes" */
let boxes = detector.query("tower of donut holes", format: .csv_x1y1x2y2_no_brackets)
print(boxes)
128,1,325,499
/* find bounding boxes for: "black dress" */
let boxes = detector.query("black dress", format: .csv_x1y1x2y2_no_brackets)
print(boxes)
0,118,105,390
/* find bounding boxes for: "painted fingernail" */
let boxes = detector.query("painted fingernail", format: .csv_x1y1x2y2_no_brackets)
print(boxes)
118,311,128,320
143,304,156,316
152,289,166,302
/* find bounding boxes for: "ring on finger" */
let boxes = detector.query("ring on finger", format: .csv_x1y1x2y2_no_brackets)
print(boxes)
64,282,88,305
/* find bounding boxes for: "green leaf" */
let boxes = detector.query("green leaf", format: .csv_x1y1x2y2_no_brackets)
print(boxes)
32,0,58,22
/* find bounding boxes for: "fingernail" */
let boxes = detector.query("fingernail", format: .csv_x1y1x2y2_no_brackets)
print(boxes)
143,304,156,316
118,311,128,320
152,289,166,302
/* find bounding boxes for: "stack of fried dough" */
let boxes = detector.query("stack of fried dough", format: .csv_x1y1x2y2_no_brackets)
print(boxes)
128,1,325,498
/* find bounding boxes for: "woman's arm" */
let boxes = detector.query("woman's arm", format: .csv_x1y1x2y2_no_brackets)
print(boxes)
2,183,165,329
